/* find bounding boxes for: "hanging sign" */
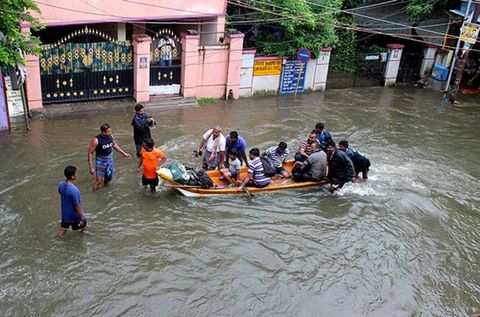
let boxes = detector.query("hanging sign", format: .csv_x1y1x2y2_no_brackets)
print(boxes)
460,23,480,45
280,60,307,94
253,59,283,76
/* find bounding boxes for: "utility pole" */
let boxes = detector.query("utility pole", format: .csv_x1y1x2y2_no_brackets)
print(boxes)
444,0,473,95
446,1,480,104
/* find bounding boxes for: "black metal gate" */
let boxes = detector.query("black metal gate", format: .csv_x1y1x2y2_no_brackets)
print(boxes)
396,52,424,84
327,53,387,89
39,26,133,104
149,29,181,88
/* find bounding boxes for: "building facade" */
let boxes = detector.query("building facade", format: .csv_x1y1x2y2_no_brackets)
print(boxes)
22,0,244,113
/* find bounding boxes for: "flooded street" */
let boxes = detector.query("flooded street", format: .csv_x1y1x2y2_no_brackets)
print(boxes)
0,87,479,316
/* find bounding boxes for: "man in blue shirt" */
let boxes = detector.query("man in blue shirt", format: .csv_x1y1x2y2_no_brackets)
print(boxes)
225,131,248,166
312,122,334,151
56,166,88,237
338,140,371,179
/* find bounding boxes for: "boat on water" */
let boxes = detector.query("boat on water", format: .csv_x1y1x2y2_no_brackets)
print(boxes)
157,159,328,197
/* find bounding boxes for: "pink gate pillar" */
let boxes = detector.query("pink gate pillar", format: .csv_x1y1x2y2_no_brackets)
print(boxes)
24,52,43,110
225,33,245,99
181,33,200,98
133,35,151,103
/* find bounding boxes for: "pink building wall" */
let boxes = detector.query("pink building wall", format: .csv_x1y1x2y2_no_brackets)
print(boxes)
26,0,226,27
181,32,244,99
196,46,230,98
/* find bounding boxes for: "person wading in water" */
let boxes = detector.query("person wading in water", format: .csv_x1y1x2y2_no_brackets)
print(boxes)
88,124,131,191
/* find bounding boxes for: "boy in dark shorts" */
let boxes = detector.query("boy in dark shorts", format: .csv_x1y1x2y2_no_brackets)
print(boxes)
56,166,88,237
220,148,242,187
137,138,167,193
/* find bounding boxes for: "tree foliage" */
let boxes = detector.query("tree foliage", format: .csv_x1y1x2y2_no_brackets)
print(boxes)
229,0,342,58
0,0,43,68
406,0,453,22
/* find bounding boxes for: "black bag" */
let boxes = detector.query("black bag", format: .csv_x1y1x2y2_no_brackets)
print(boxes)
192,169,214,188
260,157,276,177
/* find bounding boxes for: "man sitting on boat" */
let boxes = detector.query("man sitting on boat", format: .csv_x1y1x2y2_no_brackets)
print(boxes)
326,141,356,193
225,131,248,167
197,125,226,171
237,148,271,191
263,142,290,178
294,132,317,162
292,142,327,182
338,140,371,180
313,122,334,151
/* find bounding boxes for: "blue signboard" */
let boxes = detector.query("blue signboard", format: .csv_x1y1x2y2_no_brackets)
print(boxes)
280,60,307,94
297,48,311,62
139,57,148,69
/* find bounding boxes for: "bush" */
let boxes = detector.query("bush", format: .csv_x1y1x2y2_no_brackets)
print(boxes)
197,97,218,105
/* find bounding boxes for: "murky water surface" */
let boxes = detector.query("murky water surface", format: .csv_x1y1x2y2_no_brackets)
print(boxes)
0,87,479,316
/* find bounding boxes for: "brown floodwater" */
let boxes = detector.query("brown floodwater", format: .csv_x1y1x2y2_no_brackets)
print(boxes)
0,86,479,316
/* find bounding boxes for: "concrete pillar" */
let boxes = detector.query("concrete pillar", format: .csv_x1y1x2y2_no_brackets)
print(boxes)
434,49,451,67
420,44,437,80
384,44,404,87
24,52,43,111
20,27,43,111
133,34,151,103
313,48,332,91
226,33,245,99
181,33,200,98
117,23,126,41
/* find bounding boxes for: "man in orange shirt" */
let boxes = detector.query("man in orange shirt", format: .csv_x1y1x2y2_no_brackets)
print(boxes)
137,138,167,193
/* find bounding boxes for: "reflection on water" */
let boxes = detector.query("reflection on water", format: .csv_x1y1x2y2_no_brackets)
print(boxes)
0,87,479,316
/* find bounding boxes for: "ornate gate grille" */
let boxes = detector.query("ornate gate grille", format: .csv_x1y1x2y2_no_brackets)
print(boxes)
39,26,133,104
149,29,181,87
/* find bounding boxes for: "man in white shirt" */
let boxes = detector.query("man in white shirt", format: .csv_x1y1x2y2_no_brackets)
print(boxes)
157,34,176,67
197,125,226,170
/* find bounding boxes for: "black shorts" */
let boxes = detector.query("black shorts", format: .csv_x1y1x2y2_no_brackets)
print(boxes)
61,219,87,230
142,175,159,187
276,166,287,174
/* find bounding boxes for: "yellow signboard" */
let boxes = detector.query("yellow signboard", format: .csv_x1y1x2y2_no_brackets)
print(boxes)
461,23,479,45
254,59,283,76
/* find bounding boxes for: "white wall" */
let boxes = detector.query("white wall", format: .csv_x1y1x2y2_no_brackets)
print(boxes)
252,75,281,95
239,50,332,97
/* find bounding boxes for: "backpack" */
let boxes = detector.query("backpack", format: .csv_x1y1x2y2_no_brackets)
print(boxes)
168,162,190,185
189,169,213,188
260,157,276,177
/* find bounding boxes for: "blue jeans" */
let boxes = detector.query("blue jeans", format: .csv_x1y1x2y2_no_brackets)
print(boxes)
160,59,172,67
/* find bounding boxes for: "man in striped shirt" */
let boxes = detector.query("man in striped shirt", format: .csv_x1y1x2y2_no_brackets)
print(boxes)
237,148,271,191
263,142,290,178
295,132,317,162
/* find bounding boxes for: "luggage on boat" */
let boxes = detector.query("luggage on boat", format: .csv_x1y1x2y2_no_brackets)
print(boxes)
168,162,190,185
260,157,276,177
158,167,173,181
188,168,214,189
